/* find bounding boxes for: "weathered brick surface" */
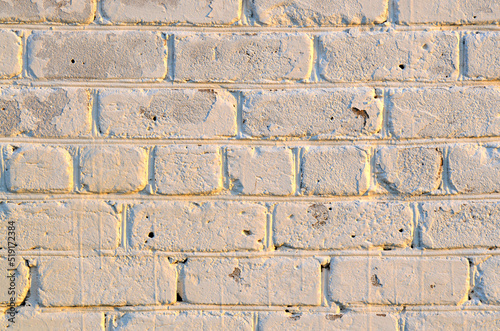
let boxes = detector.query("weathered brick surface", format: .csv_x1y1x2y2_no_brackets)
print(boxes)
1,309,104,331
404,311,500,331
475,256,500,305
0,31,22,79
0,0,96,23
465,32,500,80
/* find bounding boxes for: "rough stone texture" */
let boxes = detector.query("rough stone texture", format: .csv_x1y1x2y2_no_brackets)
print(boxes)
27,31,167,80
80,146,148,193
0,309,104,331
5,145,73,193
0,257,30,306
129,201,267,252
388,87,500,139
329,257,469,305
227,146,294,195
182,257,321,305
465,32,500,80
36,256,176,307
448,144,500,194
404,311,500,331
300,146,370,196
475,256,500,305
102,0,241,25
252,0,388,26
0,88,91,138
154,145,221,195
0,200,120,250
273,202,413,249
319,31,459,82
375,147,442,195
0,0,96,23
242,88,383,139
420,201,500,249
174,33,312,82
98,89,237,138
0,30,22,79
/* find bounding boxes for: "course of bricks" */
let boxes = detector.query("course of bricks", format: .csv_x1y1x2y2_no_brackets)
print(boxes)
1,0,500,330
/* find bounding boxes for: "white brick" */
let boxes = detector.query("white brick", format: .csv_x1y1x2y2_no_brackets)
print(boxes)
404,311,500,331
129,201,267,252
154,145,221,195
27,31,167,80
36,256,176,307
329,257,469,305
242,88,383,139
1,309,104,331
0,0,96,23
476,256,500,305
174,33,312,82
300,146,370,196
80,146,148,194
227,146,294,195
5,145,73,193
274,202,413,249
319,31,458,82
182,257,321,305
0,201,120,251
98,89,237,138
465,32,500,80
102,0,240,25
0,258,29,306
252,0,388,26
0,31,22,79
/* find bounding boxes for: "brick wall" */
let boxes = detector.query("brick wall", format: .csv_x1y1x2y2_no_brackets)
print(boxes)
1,0,500,330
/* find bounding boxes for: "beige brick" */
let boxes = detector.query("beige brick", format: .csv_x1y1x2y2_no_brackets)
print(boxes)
0,31,22,79
0,0,96,23
154,145,221,195
0,258,29,306
36,256,176,307
102,0,240,25
27,31,166,80
405,311,500,331
448,144,500,194
227,146,294,195
5,145,73,193
98,89,237,138
129,201,267,252
0,88,91,138
1,309,104,331
476,256,500,305
376,147,442,195
319,31,458,82
182,257,321,305
329,257,469,305
0,201,120,251
420,201,500,249
174,33,312,82
300,146,370,196
274,202,413,249
80,146,148,194
252,0,388,26
389,87,500,139
466,32,500,80
242,88,383,139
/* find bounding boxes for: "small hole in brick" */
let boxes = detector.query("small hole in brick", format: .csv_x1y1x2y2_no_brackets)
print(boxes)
473,15,477,19
399,228,404,232
422,44,429,50
351,234,356,238
71,59,75,63
242,230,252,236
399,64,405,70
152,116,157,121
177,293,183,302
148,232,155,238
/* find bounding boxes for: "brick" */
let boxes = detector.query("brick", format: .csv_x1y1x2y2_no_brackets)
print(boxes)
476,256,500,305
0,31,22,79
227,146,294,195
27,31,166,80
80,146,148,194
300,146,370,196
242,88,383,139
154,145,221,195
252,0,388,26
465,32,500,80
319,31,458,82
329,257,469,305
182,257,321,305
0,88,91,138
36,256,176,307
259,311,398,331
5,145,73,193
388,87,500,139
102,0,240,25
129,201,267,252
448,144,500,194
274,202,413,249
0,201,120,251
1,309,104,331
110,311,252,331
398,0,500,25
98,89,237,138
404,311,500,331
420,201,500,249
0,258,29,306
0,0,96,23
375,147,442,195
174,33,312,82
